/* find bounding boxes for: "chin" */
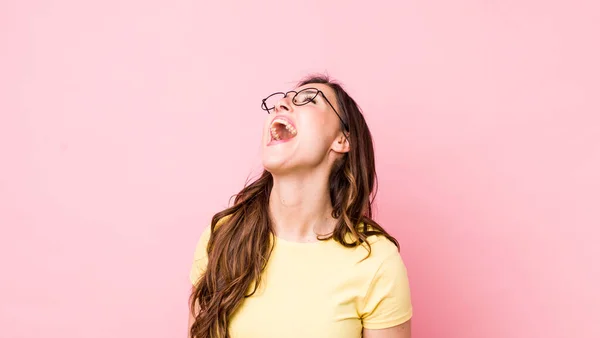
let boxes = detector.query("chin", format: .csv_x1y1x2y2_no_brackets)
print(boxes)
261,156,288,174
261,140,294,170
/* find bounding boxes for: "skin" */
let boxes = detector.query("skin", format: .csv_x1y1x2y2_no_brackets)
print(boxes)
188,83,410,337
262,83,411,337
363,320,411,338
261,83,350,241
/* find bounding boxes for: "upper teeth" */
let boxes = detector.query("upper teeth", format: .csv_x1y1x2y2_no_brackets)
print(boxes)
272,118,297,135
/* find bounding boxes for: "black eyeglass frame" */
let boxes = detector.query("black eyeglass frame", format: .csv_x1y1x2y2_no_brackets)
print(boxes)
261,88,350,132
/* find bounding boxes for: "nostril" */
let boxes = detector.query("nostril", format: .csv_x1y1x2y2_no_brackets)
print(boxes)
277,103,290,111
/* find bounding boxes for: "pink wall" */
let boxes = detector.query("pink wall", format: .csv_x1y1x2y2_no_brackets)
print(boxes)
1,1,598,337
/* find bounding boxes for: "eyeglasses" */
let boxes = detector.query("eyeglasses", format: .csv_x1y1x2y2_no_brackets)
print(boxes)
261,87,349,132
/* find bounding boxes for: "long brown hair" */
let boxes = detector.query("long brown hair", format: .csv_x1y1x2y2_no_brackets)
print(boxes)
189,75,398,338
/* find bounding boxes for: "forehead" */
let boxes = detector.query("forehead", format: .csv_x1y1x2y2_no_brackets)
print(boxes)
295,82,338,108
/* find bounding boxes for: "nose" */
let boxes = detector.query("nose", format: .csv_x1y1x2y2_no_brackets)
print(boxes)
274,93,293,113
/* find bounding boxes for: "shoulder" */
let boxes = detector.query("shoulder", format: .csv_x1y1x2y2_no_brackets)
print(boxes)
191,215,232,253
356,235,413,329
364,234,400,258
353,234,406,280
192,225,211,256
336,225,407,280
189,215,231,285
347,222,403,264
346,224,410,292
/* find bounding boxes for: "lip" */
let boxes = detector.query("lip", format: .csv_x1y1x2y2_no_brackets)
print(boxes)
267,115,297,146
270,115,297,130
267,138,293,146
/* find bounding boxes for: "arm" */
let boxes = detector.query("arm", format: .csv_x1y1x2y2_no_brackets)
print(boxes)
363,319,411,338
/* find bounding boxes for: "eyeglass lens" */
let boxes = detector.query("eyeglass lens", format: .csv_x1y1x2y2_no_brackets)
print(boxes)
262,89,319,111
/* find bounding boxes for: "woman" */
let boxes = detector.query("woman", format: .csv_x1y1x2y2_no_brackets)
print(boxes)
188,75,412,338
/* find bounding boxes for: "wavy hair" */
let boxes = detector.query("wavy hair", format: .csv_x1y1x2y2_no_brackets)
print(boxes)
189,74,398,338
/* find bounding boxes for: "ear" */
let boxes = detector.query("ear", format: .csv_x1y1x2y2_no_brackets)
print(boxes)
331,133,350,154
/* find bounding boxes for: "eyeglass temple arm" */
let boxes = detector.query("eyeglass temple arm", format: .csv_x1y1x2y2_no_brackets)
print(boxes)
319,91,349,131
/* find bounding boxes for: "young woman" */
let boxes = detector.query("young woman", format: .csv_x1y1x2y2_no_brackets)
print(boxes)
188,75,412,338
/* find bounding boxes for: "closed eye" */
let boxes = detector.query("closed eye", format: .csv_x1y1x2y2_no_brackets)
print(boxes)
295,96,318,105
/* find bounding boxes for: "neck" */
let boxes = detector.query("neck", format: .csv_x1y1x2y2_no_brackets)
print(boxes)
268,168,336,242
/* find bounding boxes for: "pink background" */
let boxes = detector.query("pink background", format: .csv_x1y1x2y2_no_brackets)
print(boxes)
1,1,599,337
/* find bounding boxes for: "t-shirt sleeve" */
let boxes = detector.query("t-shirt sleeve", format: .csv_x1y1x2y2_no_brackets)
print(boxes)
189,226,212,286
359,250,413,329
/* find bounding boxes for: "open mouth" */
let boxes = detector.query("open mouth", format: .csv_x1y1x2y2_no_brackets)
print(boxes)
270,118,297,142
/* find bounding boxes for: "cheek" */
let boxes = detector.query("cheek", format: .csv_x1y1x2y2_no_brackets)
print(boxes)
297,119,333,148
299,111,329,133
307,113,338,139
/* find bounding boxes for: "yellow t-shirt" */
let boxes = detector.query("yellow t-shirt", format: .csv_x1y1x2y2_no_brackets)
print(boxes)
189,225,412,338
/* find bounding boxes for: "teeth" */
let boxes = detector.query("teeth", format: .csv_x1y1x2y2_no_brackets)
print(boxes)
270,127,281,140
285,124,297,135
271,118,297,136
